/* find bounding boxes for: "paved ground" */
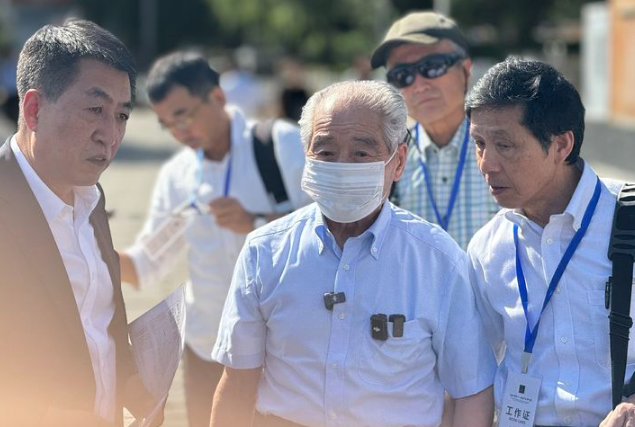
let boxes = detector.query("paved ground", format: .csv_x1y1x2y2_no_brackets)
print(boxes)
1,109,634,427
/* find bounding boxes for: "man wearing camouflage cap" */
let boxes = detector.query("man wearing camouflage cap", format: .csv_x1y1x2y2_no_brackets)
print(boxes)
372,11,498,249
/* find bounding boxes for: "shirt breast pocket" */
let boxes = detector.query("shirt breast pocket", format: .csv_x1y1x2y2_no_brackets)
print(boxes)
588,277,635,369
356,319,428,386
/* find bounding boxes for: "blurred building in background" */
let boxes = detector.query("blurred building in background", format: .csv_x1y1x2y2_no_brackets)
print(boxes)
582,0,635,125
610,0,635,124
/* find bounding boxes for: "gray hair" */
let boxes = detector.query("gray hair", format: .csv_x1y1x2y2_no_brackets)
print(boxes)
298,80,408,154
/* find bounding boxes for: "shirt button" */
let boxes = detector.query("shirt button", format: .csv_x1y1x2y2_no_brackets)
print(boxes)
338,312,345,320
342,264,350,271
561,336,569,344
371,246,378,254
330,411,337,420
555,287,561,294
331,363,338,370
546,237,554,245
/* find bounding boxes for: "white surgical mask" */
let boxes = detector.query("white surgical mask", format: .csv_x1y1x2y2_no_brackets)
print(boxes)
301,150,396,223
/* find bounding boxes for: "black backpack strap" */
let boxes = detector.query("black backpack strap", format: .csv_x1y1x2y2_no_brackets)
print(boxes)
252,119,290,206
607,183,635,407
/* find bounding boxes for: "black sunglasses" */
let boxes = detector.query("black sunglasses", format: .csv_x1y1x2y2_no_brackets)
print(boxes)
386,52,466,88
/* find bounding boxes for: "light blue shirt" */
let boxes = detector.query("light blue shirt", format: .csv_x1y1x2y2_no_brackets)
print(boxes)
213,201,496,427
468,161,634,426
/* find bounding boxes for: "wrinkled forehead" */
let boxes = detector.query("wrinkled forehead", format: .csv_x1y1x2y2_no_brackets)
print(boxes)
309,98,388,152
313,96,380,127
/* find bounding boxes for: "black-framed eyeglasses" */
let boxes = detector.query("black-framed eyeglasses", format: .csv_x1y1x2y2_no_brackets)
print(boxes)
386,52,466,89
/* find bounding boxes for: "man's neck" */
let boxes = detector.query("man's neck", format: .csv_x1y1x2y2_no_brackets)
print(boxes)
524,165,583,228
204,139,229,161
325,205,383,249
16,131,75,205
418,109,465,148
204,111,232,161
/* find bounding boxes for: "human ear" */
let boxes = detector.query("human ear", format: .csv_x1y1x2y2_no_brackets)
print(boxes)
461,58,472,83
391,143,409,182
552,131,575,164
22,89,42,132
209,86,226,108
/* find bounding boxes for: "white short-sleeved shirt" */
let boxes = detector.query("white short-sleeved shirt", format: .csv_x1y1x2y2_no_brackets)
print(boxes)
469,161,634,426
213,201,496,427
126,107,310,361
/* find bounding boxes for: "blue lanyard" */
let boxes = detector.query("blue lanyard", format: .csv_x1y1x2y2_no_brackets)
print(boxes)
222,153,232,197
188,148,232,213
514,177,601,372
415,120,470,230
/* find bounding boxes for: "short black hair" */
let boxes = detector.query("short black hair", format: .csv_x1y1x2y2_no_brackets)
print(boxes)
146,51,220,103
465,58,585,164
17,19,136,104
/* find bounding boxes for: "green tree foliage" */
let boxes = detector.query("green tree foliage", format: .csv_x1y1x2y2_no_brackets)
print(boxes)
78,0,601,68
205,0,399,66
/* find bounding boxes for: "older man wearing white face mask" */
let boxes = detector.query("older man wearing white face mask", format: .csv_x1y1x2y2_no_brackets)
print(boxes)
209,80,496,427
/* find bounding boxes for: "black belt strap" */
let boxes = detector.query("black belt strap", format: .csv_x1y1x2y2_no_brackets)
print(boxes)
607,183,635,408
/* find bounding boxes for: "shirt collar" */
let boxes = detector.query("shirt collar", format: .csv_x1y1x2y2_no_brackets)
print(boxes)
312,201,393,260
416,117,468,153
10,135,101,224
562,160,598,231
504,160,596,232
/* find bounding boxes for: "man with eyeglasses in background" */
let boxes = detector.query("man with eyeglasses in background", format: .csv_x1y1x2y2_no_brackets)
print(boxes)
371,11,499,249
118,51,310,427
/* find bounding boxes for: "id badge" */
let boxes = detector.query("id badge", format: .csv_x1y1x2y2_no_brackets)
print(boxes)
498,371,542,427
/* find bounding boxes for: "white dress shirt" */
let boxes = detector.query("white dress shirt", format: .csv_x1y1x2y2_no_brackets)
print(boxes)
468,161,634,426
213,201,496,427
11,137,116,422
126,107,310,361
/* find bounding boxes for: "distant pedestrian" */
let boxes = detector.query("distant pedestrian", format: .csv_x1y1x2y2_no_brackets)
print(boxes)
119,51,310,427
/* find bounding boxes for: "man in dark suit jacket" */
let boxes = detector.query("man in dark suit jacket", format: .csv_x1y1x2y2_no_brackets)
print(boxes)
0,20,157,426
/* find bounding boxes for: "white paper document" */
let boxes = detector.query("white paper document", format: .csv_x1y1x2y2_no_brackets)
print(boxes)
140,213,191,264
128,286,187,427
139,186,214,265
